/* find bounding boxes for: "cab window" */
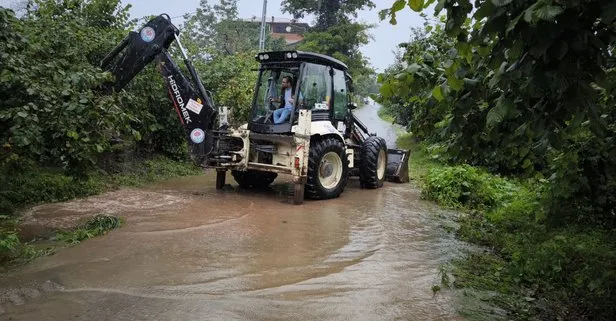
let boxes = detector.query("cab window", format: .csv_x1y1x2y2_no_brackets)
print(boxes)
252,68,297,123
332,68,348,120
298,63,331,111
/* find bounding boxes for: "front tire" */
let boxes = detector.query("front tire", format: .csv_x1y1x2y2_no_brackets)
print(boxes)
231,170,277,189
359,136,387,189
305,136,349,200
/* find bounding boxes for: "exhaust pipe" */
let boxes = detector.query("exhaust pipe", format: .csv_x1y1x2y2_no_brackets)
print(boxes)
385,149,410,183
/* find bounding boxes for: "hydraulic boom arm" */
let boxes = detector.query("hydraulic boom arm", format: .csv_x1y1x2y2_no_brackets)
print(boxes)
99,14,217,166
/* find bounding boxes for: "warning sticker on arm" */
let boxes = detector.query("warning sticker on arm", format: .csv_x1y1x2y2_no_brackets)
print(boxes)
186,99,203,114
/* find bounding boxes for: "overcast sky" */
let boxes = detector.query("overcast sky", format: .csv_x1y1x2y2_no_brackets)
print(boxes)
122,0,427,72
0,0,426,72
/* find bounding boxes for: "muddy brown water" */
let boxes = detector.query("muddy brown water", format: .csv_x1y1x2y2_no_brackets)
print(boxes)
0,102,483,320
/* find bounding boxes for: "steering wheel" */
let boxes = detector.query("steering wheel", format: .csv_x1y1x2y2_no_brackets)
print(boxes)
262,98,278,124
269,99,277,110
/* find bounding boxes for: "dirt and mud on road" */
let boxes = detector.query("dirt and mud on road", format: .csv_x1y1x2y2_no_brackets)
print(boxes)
0,102,476,321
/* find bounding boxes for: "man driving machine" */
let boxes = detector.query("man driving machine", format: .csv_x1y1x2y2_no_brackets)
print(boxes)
269,76,302,124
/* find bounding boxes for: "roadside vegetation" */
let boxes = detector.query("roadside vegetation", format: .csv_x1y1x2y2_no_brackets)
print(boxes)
379,1,615,320
376,107,395,123
399,136,616,320
55,213,123,245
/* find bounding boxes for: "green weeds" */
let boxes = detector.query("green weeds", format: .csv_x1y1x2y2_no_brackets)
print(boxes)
1,215,52,269
55,213,123,245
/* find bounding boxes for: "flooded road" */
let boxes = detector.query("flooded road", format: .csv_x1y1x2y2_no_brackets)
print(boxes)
353,99,404,148
0,102,468,321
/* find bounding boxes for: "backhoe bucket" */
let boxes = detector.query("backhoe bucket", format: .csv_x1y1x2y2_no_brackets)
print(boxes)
385,149,410,183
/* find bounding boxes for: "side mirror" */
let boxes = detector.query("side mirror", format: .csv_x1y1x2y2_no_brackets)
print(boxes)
348,102,357,110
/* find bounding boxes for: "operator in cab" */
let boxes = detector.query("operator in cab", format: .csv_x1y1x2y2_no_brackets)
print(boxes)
269,76,302,124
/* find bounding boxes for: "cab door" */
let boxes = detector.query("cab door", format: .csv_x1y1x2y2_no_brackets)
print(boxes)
332,68,349,128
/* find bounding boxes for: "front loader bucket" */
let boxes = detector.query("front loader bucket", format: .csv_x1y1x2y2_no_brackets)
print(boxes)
385,149,410,183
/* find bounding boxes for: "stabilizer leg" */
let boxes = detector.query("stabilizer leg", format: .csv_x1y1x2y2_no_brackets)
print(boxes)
293,183,305,205
216,170,226,190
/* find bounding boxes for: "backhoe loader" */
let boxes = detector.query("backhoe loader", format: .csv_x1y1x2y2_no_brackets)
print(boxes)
100,14,410,204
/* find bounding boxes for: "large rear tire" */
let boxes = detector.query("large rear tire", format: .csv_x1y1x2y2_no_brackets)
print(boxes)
305,136,349,200
359,136,387,189
231,170,278,189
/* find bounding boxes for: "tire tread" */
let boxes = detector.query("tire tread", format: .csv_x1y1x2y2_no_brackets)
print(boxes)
305,136,349,200
359,136,387,189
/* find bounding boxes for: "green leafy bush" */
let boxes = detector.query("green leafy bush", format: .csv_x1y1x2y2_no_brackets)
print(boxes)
0,3,136,174
108,156,202,187
194,52,259,125
378,1,616,318
400,136,616,319
0,215,38,267
0,160,104,215
377,1,616,229
423,164,519,211
0,217,20,255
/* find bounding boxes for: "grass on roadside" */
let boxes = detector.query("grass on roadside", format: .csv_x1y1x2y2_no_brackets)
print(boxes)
399,134,616,321
55,213,123,245
395,132,439,182
377,106,395,123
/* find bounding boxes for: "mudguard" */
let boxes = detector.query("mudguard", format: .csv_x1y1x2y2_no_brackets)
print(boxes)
309,120,345,142
385,149,410,183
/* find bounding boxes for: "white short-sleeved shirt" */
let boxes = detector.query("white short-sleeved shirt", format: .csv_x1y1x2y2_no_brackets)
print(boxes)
283,88,293,109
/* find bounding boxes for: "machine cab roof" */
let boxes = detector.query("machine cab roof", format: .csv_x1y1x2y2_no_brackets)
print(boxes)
257,51,349,71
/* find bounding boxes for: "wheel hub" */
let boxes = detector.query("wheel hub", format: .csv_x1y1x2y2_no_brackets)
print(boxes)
320,161,334,178
377,149,386,180
319,151,343,190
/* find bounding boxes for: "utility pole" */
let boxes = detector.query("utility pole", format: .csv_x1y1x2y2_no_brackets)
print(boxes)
258,0,267,52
